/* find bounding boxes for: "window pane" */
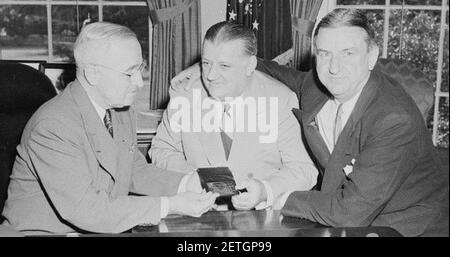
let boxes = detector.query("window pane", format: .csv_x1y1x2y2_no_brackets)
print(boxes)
437,97,449,148
441,29,449,92
52,5,98,62
103,6,150,112
52,0,146,1
447,10,449,26
388,10,441,84
443,15,449,92
0,5,48,60
337,0,385,5
365,10,385,55
103,6,149,62
391,0,442,5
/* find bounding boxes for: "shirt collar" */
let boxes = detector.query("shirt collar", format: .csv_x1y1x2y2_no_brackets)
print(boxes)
330,74,370,127
83,86,106,121
334,74,370,117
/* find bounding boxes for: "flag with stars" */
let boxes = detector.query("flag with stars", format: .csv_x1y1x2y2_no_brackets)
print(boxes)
227,0,292,59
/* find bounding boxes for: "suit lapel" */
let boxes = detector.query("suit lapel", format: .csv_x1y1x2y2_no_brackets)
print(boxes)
322,72,380,190
113,111,135,156
197,129,227,166
225,74,263,164
299,74,332,174
197,74,259,166
195,88,227,166
111,108,136,192
70,81,119,181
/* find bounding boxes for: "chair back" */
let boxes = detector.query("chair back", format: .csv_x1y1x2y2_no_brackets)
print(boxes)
375,58,434,122
38,62,76,92
0,61,57,220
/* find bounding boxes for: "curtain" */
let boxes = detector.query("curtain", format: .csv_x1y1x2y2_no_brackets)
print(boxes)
290,0,323,71
227,0,292,60
146,0,201,110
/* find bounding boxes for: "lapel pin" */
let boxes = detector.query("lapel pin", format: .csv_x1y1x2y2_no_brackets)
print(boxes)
343,158,356,176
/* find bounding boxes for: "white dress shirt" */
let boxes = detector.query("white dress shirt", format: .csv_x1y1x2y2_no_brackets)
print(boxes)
316,77,368,153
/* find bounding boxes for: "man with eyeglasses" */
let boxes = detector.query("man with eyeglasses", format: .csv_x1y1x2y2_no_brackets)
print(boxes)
1,22,218,235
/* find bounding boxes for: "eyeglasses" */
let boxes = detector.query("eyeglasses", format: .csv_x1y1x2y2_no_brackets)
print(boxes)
92,61,147,77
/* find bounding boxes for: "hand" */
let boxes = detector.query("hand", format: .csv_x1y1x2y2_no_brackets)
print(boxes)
168,191,219,217
170,62,201,91
186,172,202,193
231,179,267,210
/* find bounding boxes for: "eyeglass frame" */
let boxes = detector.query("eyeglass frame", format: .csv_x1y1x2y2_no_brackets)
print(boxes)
90,61,147,77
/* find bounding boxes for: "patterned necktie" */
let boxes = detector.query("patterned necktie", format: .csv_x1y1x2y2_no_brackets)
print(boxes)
104,109,114,138
333,103,343,145
220,103,233,160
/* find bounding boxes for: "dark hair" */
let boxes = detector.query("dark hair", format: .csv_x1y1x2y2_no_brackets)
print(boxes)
204,21,257,56
314,8,377,48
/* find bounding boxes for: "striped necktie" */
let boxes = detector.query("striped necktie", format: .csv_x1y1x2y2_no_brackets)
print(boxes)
104,109,114,138
220,103,232,160
333,103,343,145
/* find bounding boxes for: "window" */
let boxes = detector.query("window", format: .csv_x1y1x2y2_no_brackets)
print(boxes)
336,0,449,148
0,0,151,112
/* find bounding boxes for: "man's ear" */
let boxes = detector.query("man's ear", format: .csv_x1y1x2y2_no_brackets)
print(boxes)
368,45,379,71
83,65,99,86
246,55,257,76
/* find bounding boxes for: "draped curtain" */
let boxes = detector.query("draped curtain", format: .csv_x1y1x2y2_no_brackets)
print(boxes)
227,0,292,60
290,0,323,71
146,0,201,110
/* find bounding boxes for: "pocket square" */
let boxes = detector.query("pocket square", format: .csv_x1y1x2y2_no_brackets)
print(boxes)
343,165,353,176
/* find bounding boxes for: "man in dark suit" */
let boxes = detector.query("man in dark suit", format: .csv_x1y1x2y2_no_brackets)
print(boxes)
1,22,217,235
255,9,448,236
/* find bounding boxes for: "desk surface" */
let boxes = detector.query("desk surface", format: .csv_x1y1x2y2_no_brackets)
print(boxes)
129,210,402,237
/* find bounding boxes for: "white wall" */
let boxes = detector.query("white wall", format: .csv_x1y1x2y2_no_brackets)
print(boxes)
200,0,227,42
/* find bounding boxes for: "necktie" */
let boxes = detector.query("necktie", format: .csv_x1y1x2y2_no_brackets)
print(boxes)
104,109,114,138
220,103,232,160
333,103,343,145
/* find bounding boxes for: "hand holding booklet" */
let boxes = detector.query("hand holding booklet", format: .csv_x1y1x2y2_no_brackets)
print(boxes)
197,167,247,197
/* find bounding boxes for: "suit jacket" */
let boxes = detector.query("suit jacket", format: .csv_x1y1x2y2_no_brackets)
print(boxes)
2,81,184,235
149,71,318,203
258,60,449,237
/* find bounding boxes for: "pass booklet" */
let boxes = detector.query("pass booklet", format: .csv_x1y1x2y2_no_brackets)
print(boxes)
197,167,240,197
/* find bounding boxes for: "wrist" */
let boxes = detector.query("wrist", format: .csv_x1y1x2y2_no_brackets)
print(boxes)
167,196,176,215
258,180,268,203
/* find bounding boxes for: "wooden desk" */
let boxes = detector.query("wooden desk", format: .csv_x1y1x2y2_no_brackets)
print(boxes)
131,210,402,237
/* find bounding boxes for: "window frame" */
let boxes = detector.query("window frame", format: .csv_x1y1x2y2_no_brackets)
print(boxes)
0,0,151,64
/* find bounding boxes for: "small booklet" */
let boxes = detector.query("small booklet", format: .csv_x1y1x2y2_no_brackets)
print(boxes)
197,167,241,197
